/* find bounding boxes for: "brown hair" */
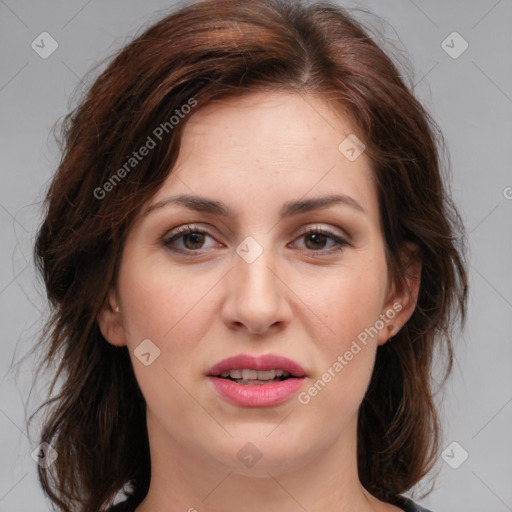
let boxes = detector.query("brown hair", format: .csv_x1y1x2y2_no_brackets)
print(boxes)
31,0,468,510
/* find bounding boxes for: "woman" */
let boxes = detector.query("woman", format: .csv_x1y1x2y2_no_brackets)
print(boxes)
31,0,467,511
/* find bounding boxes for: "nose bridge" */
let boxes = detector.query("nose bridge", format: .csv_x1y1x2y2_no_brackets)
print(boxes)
224,234,291,333
236,234,280,304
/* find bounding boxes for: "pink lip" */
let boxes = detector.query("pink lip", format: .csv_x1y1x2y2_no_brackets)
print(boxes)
206,353,307,407
206,353,306,378
208,376,305,407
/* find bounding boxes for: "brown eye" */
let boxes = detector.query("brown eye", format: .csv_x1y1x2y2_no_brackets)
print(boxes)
181,232,206,250
304,231,329,250
163,226,215,252
292,227,350,255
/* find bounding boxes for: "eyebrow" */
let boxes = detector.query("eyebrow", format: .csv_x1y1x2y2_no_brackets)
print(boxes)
144,193,366,218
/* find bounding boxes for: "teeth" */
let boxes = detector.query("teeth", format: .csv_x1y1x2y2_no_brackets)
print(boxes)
219,369,291,380
242,369,258,380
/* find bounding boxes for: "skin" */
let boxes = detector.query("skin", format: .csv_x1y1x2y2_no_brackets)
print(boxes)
98,91,421,512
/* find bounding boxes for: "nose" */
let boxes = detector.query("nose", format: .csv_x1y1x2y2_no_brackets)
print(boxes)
222,245,293,336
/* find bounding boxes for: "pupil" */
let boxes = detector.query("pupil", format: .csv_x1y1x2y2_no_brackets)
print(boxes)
184,233,204,249
306,233,326,250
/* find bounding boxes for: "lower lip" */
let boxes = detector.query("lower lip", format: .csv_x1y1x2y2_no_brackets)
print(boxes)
208,376,305,407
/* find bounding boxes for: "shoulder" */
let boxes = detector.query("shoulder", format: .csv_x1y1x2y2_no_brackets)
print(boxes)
106,495,433,512
393,494,435,512
104,501,136,512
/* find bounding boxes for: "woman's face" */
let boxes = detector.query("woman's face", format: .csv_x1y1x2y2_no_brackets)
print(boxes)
100,91,415,476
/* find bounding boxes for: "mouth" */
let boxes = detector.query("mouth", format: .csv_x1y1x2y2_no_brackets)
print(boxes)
206,353,307,407
206,353,307,386
215,368,297,386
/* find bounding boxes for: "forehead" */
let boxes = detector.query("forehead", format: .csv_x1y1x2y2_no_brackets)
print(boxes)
148,91,378,219
178,91,354,158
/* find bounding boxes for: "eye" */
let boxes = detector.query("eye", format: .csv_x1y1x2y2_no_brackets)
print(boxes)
162,224,351,256
162,225,218,253
291,226,351,255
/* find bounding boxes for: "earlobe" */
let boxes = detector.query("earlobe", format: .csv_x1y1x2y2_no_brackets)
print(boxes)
378,242,422,345
97,291,126,347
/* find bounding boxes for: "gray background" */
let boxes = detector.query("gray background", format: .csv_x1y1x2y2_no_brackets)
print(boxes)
1,0,511,510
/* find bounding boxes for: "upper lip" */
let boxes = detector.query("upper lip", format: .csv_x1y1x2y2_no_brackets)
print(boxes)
207,353,307,378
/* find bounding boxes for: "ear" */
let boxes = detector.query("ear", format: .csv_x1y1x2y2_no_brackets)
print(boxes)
377,242,422,346
97,288,127,347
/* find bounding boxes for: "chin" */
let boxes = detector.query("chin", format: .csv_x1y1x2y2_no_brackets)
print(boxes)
200,431,314,478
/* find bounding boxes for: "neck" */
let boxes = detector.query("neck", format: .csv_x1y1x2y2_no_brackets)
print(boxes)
135,411,383,512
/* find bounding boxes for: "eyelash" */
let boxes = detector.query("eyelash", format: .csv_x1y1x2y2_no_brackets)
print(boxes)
162,224,351,257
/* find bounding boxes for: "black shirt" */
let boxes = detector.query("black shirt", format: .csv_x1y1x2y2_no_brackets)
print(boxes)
395,494,434,512
107,494,434,511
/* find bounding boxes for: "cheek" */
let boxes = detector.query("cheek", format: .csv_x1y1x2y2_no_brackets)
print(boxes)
297,261,388,410
334,277,386,338
117,257,217,414
297,301,380,428
117,253,220,362
327,280,383,358
310,261,389,350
